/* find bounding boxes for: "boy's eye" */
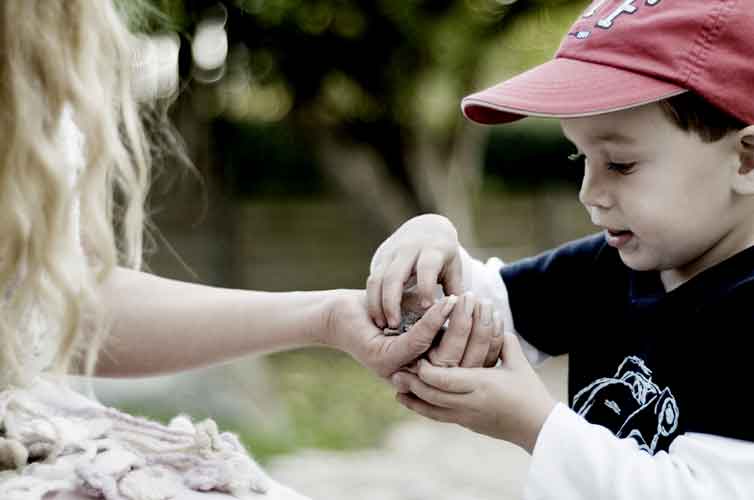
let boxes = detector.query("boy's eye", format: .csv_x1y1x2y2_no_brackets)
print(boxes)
567,152,636,175
606,162,637,175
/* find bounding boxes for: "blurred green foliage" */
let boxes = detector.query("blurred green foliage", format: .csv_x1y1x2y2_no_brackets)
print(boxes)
486,119,582,190
248,348,408,462
212,120,325,197
145,0,588,203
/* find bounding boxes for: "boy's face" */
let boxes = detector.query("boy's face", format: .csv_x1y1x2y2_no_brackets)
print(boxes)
561,102,747,287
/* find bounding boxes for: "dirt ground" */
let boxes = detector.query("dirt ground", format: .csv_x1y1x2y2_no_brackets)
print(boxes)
267,356,568,500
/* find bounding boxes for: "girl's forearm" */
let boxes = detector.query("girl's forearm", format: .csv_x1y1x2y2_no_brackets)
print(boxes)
95,266,337,377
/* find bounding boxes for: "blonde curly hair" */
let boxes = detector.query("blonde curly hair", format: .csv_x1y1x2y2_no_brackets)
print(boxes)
0,0,167,386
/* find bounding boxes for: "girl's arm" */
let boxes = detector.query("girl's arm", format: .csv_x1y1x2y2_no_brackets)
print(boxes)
95,266,460,379
95,266,338,377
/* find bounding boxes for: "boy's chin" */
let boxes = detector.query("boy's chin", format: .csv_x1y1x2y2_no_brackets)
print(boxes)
617,250,657,272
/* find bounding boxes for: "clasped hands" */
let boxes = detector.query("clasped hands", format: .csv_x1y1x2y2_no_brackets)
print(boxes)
333,214,557,453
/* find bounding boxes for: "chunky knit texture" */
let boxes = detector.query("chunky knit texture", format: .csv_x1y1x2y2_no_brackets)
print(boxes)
0,378,280,499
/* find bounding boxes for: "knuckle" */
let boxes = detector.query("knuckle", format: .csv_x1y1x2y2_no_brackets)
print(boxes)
484,348,501,367
459,314,474,333
406,377,419,393
365,273,381,287
492,341,503,356
473,331,492,349
438,373,454,390
425,247,446,263
492,336,505,351
427,349,441,364
382,273,403,293
380,272,395,288
427,350,452,368
478,317,495,335
407,335,433,354
437,240,455,256
431,313,449,330
420,314,443,334
442,337,467,357
461,353,480,368
416,248,436,264
432,358,459,370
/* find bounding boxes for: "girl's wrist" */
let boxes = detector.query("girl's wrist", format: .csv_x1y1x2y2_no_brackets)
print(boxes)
321,288,372,359
259,289,344,350
311,288,353,350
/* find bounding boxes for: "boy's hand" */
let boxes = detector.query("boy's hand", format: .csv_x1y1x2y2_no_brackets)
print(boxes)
368,214,483,366
391,332,557,454
367,214,463,330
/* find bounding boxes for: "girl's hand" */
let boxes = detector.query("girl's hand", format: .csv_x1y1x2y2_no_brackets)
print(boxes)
323,290,460,379
392,332,557,454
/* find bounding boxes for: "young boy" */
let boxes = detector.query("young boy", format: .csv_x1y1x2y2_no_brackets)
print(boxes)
367,1,754,498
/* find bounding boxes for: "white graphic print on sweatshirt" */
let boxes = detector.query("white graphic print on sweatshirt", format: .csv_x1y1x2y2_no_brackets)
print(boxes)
572,356,679,454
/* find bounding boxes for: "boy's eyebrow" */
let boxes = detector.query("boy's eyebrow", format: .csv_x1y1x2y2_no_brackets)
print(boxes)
562,130,637,147
590,131,637,145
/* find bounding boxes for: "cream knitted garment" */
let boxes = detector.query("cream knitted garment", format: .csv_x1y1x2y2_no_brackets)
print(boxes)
0,378,281,500
0,110,310,500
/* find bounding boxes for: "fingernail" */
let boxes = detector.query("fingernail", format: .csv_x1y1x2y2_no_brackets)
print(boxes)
482,301,493,326
492,311,502,336
391,373,402,387
441,295,458,316
464,292,475,316
421,298,432,309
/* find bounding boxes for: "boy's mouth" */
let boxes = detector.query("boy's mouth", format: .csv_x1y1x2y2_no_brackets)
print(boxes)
605,229,634,248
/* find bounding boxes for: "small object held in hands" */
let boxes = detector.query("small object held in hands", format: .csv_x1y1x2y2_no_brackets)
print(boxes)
383,286,450,336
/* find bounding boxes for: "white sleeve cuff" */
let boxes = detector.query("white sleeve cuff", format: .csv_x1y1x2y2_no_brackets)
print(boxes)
458,245,550,366
525,402,754,499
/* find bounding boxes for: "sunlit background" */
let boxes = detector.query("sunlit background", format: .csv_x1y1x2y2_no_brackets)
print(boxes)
98,1,596,498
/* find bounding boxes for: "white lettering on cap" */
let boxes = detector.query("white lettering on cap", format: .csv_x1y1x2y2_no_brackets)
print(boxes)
576,0,662,40
583,0,610,18
597,0,638,29
601,0,662,28
582,0,662,28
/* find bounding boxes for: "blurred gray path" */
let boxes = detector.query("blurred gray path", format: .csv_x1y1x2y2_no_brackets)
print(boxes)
268,356,568,500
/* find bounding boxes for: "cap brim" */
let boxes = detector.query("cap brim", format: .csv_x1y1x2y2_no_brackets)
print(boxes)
462,58,686,125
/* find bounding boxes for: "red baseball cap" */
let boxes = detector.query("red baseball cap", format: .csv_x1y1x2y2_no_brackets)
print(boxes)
462,0,754,126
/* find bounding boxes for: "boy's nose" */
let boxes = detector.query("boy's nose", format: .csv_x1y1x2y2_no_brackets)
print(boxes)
578,165,613,210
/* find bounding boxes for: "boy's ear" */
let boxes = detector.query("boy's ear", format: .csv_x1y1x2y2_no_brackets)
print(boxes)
733,125,754,195
736,125,754,172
